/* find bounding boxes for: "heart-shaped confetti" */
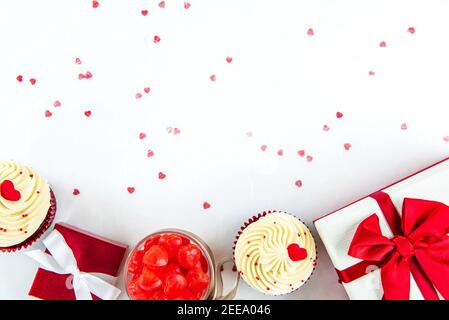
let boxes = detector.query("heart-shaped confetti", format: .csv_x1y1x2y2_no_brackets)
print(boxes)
306,155,313,162
127,187,135,194
401,123,408,130
139,132,147,140
307,28,314,36
287,244,308,261
16,75,23,82
173,128,181,135
297,150,305,157
147,150,155,158
75,57,82,64
407,27,415,34
336,111,343,118
184,2,191,9
154,35,161,43
260,145,267,152
277,149,284,156
210,74,216,82
1,180,21,201
53,100,61,107
295,180,303,188
73,188,80,196
368,70,376,76
135,93,143,99
226,56,233,63
158,172,166,179
158,1,166,8
144,87,151,94
323,124,330,131
379,41,387,48
45,110,53,118
141,9,148,16
29,78,37,85
92,1,99,9
84,110,92,117
203,202,211,209
344,143,352,150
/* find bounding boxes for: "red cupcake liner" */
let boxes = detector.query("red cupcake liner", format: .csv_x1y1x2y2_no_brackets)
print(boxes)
232,210,318,296
0,189,57,253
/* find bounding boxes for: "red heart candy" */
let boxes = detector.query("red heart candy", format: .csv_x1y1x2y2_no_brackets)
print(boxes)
287,244,308,261
1,180,21,201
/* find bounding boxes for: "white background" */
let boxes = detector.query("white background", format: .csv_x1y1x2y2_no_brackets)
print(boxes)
1,0,449,300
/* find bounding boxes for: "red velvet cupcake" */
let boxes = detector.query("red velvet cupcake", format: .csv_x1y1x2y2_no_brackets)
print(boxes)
0,160,56,252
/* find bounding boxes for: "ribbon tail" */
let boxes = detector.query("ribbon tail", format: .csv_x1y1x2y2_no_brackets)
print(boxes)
73,279,94,300
381,252,411,300
24,250,67,274
80,273,121,300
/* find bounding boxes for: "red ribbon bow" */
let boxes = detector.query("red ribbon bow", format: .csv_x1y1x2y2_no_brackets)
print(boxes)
347,194,449,300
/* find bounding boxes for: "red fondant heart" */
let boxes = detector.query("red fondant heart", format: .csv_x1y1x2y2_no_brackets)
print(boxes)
287,243,308,261
1,180,21,201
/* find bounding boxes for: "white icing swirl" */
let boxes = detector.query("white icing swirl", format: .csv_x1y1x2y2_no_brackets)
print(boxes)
234,211,316,295
0,160,51,247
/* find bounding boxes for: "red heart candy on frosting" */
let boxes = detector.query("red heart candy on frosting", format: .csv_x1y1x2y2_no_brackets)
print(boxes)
287,243,308,261
1,180,21,201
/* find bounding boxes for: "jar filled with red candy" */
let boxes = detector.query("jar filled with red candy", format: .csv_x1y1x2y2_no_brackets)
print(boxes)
125,229,237,300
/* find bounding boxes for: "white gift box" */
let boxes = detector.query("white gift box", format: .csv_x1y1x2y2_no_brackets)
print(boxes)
314,157,449,300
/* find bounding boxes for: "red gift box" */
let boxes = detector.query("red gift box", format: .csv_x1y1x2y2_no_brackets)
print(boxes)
28,223,128,300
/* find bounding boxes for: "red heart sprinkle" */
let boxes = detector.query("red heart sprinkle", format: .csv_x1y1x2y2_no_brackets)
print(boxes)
75,57,82,64
16,75,23,82
45,110,53,118
144,87,151,94
85,71,93,79
53,100,61,107
368,70,376,76
407,27,415,34
158,1,166,8
84,110,92,117
154,35,161,43
401,123,408,130
277,149,284,156
307,28,314,36
203,202,211,209
78,73,86,80
336,111,343,118
92,1,99,8
344,143,352,150
210,74,216,82
173,128,181,135
158,172,166,179
295,180,303,188
135,92,143,99
379,41,387,48
141,9,148,16
29,78,36,85
260,145,267,152
1,180,21,201
287,244,308,261
184,2,191,9
323,124,330,131
226,56,233,63
306,155,313,162
147,150,155,158
297,150,305,157
127,187,135,194
73,188,80,196
139,132,147,140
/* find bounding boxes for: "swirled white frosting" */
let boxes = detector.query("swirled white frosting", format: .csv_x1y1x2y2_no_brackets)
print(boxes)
234,211,316,295
0,160,51,247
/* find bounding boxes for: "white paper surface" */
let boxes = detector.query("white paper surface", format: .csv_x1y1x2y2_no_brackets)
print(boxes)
1,1,449,300
315,159,449,299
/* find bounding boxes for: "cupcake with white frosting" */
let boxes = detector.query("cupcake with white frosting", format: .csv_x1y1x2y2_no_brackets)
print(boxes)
0,160,56,252
234,210,317,295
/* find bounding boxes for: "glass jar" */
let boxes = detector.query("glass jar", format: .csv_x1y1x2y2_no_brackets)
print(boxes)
124,228,239,300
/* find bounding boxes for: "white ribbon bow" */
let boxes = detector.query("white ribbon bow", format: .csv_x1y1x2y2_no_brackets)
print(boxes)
25,230,122,300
